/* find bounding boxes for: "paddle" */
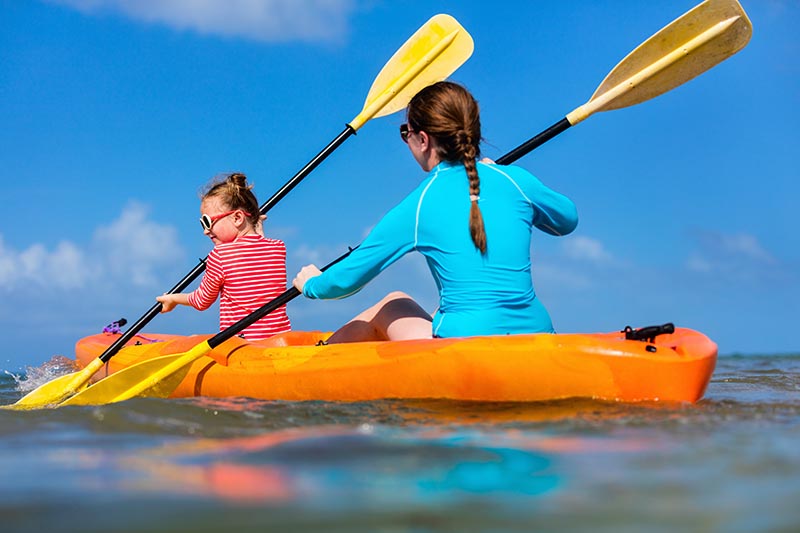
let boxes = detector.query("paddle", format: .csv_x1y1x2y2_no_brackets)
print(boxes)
497,0,751,164
60,251,353,406
12,14,473,409
55,0,751,407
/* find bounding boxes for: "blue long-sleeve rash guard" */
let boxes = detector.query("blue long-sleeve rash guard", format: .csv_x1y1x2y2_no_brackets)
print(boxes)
303,161,578,337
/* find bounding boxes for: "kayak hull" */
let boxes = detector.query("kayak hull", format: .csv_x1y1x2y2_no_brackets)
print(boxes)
74,328,717,403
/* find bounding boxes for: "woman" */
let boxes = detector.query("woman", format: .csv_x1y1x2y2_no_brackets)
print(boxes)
293,81,577,343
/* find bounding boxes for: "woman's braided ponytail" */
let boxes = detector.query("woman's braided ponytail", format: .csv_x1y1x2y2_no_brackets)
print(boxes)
408,82,486,253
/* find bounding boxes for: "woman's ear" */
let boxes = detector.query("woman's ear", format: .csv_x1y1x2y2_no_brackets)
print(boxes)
417,130,430,151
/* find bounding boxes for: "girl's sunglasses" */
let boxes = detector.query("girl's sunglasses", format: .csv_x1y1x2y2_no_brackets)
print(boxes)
199,210,251,231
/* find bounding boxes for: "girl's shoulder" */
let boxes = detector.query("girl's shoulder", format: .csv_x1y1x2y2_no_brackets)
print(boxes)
245,234,285,248
216,234,285,252
259,237,286,249
255,235,286,247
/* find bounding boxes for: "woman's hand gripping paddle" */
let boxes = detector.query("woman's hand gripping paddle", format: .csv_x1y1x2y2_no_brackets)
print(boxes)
11,15,473,409
497,0,751,164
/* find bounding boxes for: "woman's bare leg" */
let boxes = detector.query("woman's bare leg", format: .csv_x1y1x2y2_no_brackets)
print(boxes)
326,291,433,343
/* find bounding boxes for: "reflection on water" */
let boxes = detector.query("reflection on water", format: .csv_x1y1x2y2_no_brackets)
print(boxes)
0,355,799,532
12,423,560,506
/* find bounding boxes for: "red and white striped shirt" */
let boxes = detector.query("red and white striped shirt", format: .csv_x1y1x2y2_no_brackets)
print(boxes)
188,234,291,340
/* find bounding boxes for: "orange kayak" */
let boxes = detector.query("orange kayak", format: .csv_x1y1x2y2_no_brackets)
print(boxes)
74,326,717,403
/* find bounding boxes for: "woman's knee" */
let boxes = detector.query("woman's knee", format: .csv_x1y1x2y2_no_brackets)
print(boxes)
381,291,412,304
374,293,431,324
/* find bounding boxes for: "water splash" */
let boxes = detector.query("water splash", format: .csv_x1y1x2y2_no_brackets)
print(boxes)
7,355,80,393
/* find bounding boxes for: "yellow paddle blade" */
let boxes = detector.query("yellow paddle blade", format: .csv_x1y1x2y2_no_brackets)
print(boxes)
349,14,473,130
567,0,752,124
9,358,105,409
59,341,213,406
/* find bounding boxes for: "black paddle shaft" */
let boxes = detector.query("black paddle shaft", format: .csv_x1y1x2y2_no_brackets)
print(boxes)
495,118,571,165
98,126,356,363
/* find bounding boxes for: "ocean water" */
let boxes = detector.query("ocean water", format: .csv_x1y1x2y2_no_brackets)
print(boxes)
1,353,798,532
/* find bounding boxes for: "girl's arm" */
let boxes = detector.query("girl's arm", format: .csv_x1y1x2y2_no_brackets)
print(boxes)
185,249,226,310
156,293,191,313
156,247,225,313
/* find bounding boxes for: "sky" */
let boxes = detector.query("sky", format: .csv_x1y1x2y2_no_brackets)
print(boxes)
1,0,797,370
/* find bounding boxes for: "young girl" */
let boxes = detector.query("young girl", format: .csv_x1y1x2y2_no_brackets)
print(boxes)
157,172,291,340
293,81,577,342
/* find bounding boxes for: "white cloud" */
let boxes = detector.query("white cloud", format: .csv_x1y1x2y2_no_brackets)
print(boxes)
534,262,593,290
687,230,777,272
528,235,630,292
93,201,185,286
289,242,344,269
560,235,616,265
0,238,95,290
685,255,712,274
685,230,789,285
47,241,94,289
718,233,776,264
49,0,357,43
0,202,184,291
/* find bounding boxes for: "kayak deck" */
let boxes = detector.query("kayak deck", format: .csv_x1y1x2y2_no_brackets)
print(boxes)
74,327,717,403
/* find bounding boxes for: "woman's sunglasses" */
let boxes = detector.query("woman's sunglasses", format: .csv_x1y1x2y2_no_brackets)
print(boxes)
199,210,251,231
399,123,414,143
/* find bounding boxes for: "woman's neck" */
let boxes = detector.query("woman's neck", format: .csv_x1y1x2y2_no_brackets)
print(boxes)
420,136,442,172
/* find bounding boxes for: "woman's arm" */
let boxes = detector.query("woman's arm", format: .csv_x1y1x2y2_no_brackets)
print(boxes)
300,186,422,300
